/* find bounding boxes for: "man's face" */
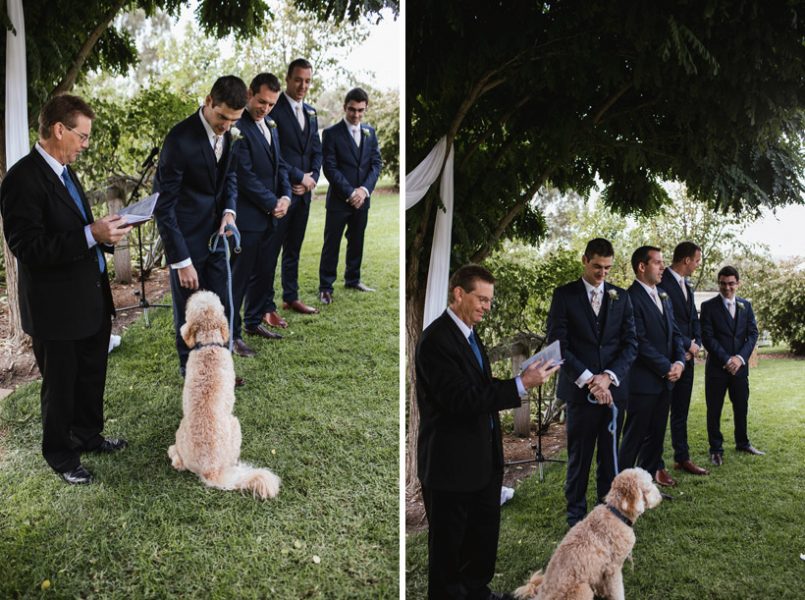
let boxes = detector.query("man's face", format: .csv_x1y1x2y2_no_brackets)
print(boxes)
582,253,613,287
203,98,244,135
682,250,702,277
285,67,312,102
718,275,740,299
453,280,494,327
640,250,665,286
56,114,92,165
247,85,280,122
344,100,367,126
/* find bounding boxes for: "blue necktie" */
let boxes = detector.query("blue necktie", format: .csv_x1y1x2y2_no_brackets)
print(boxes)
62,167,105,273
468,331,484,370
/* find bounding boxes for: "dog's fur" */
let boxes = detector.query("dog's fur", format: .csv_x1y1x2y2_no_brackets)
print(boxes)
167,291,280,499
514,468,662,600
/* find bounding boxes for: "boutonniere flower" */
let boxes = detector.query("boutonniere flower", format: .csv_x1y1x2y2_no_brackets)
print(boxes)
306,108,316,117
737,301,746,310
266,119,277,129
659,292,669,301
229,126,242,142
608,289,619,301
361,127,371,137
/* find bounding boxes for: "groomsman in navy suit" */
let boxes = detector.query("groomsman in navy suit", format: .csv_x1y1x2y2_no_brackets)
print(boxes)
259,58,323,329
656,241,709,481
230,73,291,356
619,246,686,486
154,76,247,375
547,238,637,527
700,266,762,465
317,87,382,304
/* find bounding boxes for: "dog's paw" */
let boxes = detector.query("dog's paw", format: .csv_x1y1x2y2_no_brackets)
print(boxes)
167,445,185,470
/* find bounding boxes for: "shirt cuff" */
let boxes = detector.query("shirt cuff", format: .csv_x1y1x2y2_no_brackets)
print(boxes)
515,376,528,398
360,186,370,197
736,355,746,366
603,370,620,387
84,225,97,248
674,361,686,369
171,258,192,269
575,369,593,388
223,209,236,217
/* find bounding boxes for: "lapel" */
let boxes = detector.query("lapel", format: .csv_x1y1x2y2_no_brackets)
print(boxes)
255,117,276,165
280,94,306,149
192,115,218,190
718,297,738,332
340,120,361,161
599,283,614,334
32,150,90,223
577,279,600,338
660,293,672,333
664,270,691,318
443,312,485,377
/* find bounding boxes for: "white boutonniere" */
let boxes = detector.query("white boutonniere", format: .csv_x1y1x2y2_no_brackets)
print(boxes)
659,292,669,301
608,289,619,301
737,301,746,310
266,119,277,129
361,127,371,137
229,126,242,142
306,108,316,117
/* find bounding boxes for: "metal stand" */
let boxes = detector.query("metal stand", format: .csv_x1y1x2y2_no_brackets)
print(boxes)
506,385,565,482
116,150,169,327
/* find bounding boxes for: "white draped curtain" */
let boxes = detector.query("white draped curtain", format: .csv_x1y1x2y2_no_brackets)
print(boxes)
405,137,454,329
5,0,28,169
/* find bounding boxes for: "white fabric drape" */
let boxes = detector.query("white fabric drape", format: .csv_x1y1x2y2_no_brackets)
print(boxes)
5,0,28,170
405,136,454,330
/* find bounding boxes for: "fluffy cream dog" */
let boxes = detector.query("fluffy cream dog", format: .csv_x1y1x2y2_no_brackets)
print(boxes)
514,467,662,600
168,291,280,499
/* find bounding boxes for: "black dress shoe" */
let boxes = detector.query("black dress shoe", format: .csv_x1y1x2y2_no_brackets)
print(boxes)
233,339,256,357
91,437,128,453
244,324,283,340
235,376,245,387
319,291,333,304
737,445,765,456
59,465,93,485
345,282,375,292
710,452,724,466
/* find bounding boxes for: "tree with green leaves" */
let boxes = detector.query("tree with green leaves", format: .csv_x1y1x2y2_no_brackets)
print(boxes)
405,0,805,491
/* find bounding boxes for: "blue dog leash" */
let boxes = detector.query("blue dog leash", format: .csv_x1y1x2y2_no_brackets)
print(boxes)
587,392,619,475
208,223,241,353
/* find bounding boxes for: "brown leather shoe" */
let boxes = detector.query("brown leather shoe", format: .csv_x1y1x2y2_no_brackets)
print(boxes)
654,468,677,487
319,291,333,305
737,445,766,456
235,376,245,387
264,311,288,329
283,300,319,315
674,459,709,475
232,339,256,357
710,452,724,466
244,324,283,340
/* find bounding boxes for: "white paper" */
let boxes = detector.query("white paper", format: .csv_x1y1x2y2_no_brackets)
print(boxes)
117,192,158,225
520,340,563,374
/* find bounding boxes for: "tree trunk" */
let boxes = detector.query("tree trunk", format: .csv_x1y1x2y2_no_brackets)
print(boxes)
107,186,131,283
404,287,425,497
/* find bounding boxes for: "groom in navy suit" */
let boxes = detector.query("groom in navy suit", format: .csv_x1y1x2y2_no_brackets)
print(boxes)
154,75,248,374
317,87,382,304
619,246,686,483
229,72,291,356
547,238,637,527
700,266,762,465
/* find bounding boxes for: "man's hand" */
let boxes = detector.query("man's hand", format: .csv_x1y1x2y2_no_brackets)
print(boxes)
291,173,317,196
667,362,685,382
272,196,291,218
725,356,743,375
177,264,199,290
219,212,236,236
592,387,613,406
90,215,132,245
689,341,700,356
587,373,612,397
521,359,561,389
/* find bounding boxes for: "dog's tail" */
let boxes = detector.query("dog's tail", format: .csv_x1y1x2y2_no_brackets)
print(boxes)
513,569,544,599
204,462,281,500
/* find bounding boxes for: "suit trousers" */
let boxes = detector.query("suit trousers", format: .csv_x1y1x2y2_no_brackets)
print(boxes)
31,316,112,472
421,473,503,600
564,397,625,526
705,373,750,454
318,207,368,292
658,360,695,468
169,247,229,370
279,198,312,306
619,390,672,474
231,229,272,339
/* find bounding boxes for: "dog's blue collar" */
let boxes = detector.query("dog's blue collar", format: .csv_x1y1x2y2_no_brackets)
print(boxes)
192,342,227,350
607,504,634,527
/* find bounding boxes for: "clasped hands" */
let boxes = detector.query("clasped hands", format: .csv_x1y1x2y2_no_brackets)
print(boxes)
521,359,561,390
724,355,743,375
348,187,367,209
272,196,291,219
666,362,685,382
587,373,614,405
291,172,316,196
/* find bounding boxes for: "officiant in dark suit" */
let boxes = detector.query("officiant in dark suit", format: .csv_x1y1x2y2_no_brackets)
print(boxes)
416,264,560,600
154,75,247,375
317,87,382,304
619,246,686,482
700,266,762,465
547,238,637,527
0,94,132,484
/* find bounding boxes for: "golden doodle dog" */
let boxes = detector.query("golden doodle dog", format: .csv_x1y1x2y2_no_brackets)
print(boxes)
168,291,280,499
514,467,662,600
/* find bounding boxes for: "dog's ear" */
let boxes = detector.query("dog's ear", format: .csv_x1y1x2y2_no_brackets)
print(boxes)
616,472,644,515
218,316,229,344
181,321,196,347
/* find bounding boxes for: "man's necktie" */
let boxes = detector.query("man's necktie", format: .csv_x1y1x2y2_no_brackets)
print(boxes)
590,289,601,316
295,104,305,130
726,300,735,318
62,167,104,273
352,126,361,147
257,121,272,146
651,291,663,314
468,331,484,370
213,135,223,162
680,277,688,300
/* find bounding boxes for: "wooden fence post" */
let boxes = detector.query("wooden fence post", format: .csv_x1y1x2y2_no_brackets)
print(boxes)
107,185,132,283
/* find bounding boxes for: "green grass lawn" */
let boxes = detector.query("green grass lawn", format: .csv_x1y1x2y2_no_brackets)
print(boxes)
407,356,805,599
0,193,400,599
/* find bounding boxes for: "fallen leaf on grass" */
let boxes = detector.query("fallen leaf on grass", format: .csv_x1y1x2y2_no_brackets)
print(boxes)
312,555,321,564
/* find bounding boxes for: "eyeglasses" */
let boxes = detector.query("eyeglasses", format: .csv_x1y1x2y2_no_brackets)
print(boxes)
64,125,90,144
468,291,493,307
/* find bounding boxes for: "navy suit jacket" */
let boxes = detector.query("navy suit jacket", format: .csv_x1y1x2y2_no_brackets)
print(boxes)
416,311,520,492
154,111,237,265
547,280,637,405
658,269,701,355
272,93,322,205
700,296,758,379
627,282,686,394
0,148,113,340
322,120,382,213
233,115,291,233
